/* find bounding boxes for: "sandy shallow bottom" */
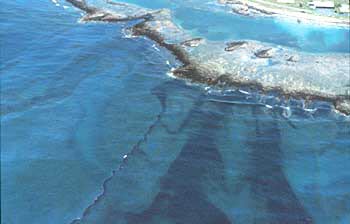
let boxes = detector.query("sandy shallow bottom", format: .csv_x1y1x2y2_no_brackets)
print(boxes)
1,1,350,224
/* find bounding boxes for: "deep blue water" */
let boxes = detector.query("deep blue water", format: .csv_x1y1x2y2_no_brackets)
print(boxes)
1,1,350,224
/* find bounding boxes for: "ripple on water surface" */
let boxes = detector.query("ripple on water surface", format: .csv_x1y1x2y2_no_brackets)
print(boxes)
1,1,350,224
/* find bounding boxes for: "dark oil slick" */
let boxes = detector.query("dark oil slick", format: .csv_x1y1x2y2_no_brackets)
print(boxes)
1,1,350,224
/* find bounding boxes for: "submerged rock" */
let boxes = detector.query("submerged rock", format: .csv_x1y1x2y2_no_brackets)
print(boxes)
255,48,274,58
224,41,247,51
287,55,300,62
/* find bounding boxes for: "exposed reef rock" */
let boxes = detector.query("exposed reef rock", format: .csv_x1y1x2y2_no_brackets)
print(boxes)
255,48,274,58
80,10,152,22
224,41,247,51
67,0,156,22
65,0,350,115
336,99,350,115
232,5,250,16
131,20,192,66
181,38,204,47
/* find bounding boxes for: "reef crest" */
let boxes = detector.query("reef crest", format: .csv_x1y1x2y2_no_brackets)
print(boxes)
66,0,350,114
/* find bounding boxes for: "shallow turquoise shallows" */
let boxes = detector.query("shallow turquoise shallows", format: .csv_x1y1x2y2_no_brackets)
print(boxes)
1,1,349,224
118,0,350,53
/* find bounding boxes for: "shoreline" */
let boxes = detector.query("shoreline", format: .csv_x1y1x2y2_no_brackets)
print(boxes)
65,0,350,115
217,0,350,27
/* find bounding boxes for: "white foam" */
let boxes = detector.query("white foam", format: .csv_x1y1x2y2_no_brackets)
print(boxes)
51,0,60,7
166,70,176,78
123,34,137,39
304,108,317,113
63,5,69,9
281,106,292,118
122,28,137,39
238,89,250,95
152,44,160,52
265,104,273,109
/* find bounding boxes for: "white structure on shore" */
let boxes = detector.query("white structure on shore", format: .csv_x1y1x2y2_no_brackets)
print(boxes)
308,1,334,9
339,4,350,13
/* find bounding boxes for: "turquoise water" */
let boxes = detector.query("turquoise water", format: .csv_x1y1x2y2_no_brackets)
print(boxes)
118,0,350,52
1,0,350,224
